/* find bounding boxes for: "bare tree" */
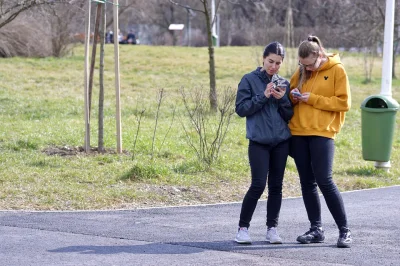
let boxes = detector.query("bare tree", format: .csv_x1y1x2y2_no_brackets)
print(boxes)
170,0,222,112
0,0,76,29
284,0,296,76
44,3,85,57
0,0,85,57
88,4,103,115
98,3,106,153
104,0,135,28
339,0,385,82
0,15,47,57
3,0,400,63
133,0,190,45
101,0,184,46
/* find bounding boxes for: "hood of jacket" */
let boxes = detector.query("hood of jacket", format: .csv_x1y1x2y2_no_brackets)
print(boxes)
252,67,270,82
320,53,342,71
251,66,284,84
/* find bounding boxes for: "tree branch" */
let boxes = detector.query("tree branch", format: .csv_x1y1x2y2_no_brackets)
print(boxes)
168,0,205,14
0,0,74,29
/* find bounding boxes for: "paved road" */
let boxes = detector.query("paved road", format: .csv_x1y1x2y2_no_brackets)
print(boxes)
1,186,399,266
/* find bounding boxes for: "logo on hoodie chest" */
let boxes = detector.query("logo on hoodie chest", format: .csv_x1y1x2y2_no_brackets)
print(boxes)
324,76,328,80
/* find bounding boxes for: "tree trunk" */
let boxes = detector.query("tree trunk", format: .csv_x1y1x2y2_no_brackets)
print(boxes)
88,4,102,118
98,3,106,153
393,47,397,79
169,5,178,46
203,0,217,112
83,0,92,152
284,0,295,76
392,28,399,79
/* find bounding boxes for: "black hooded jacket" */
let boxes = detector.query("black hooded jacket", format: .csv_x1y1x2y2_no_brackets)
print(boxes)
235,67,293,146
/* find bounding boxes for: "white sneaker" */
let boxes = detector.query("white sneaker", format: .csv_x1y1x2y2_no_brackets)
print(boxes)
266,227,282,244
235,227,252,244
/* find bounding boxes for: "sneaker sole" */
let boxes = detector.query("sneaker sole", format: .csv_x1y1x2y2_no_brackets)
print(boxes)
235,238,252,244
337,241,352,248
267,239,282,244
297,238,324,244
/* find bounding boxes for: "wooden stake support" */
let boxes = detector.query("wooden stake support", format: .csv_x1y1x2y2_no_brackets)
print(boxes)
83,0,123,154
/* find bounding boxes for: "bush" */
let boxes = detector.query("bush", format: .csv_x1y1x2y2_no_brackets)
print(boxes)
0,21,51,57
0,8,82,58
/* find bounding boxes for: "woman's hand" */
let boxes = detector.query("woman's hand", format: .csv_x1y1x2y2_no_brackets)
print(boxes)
291,88,310,103
271,86,286,99
264,82,275,98
265,82,286,99
298,92,310,102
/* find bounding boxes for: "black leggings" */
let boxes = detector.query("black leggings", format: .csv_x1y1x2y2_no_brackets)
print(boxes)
290,136,348,229
238,139,289,228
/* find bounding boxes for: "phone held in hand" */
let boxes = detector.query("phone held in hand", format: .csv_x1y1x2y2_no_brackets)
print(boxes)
292,91,302,97
272,80,279,89
272,79,285,91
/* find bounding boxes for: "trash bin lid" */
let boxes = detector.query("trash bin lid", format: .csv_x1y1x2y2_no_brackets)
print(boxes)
360,95,399,111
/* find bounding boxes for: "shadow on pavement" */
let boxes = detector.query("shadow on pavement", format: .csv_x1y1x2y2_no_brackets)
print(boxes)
48,243,204,255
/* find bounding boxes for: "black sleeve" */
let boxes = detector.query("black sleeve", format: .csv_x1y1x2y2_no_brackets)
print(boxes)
235,76,267,117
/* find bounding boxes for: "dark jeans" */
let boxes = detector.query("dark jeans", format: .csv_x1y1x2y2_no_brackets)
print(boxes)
238,139,289,228
290,136,348,229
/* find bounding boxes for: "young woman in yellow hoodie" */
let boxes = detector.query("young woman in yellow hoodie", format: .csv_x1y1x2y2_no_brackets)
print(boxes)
289,36,353,248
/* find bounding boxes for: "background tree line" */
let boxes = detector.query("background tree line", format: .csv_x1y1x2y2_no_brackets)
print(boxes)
1,0,399,57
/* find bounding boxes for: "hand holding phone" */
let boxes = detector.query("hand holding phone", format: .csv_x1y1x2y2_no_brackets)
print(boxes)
292,91,302,97
273,80,286,91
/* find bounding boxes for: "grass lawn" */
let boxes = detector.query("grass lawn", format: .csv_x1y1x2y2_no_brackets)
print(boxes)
0,45,399,210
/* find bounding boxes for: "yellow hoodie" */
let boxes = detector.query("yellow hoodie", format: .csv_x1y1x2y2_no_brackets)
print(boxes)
289,53,351,139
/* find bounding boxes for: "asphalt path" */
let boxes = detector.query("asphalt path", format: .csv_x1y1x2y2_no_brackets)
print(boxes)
1,186,399,266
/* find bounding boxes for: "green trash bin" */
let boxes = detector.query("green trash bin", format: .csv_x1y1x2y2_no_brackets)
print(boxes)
361,95,399,162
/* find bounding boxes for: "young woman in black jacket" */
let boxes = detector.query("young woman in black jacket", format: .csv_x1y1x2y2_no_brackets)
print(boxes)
235,42,293,244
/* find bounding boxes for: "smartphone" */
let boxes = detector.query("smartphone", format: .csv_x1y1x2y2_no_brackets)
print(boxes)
272,80,284,91
292,91,302,97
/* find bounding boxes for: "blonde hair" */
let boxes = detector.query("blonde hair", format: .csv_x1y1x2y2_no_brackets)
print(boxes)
298,35,327,89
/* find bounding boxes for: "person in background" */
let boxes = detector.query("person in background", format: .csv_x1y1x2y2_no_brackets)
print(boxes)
289,35,353,248
108,30,114,44
126,30,136,44
234,42,293,244
117,29,126,44
105,30,112,44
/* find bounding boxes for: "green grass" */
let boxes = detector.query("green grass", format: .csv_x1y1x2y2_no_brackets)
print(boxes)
0,45,400,210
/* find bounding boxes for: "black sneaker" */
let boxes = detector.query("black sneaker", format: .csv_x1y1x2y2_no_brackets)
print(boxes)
337,227,352,248
297,226,325,244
